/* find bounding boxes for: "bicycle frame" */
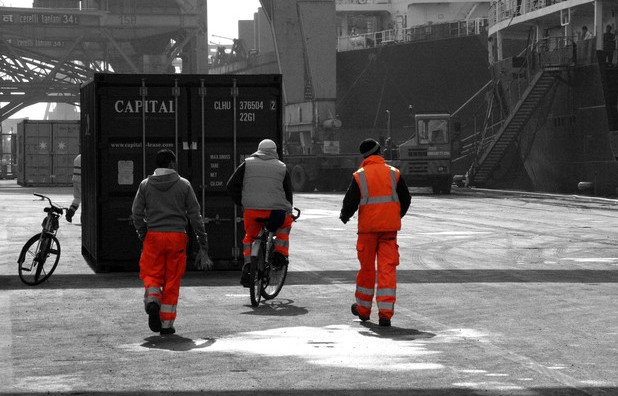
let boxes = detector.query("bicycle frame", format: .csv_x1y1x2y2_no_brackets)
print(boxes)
247,208,300,306
251,228,274,270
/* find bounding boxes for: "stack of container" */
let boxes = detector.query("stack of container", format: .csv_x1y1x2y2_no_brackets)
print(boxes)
80,73,283,272
16,120,80,186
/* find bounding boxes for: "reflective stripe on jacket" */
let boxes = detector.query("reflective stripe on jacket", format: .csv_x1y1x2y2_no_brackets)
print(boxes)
353,156,401,233
242,155,292,211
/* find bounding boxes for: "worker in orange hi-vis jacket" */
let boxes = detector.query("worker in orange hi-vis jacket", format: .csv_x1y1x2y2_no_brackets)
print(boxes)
339,138,411,327
132,149,212,335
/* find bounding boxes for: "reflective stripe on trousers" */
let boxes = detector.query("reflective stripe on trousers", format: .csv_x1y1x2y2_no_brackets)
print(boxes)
355,285,374,310
160,304,177,328
144,287,162,309
139,231,187,327
242,209,294,263
355,231,399,320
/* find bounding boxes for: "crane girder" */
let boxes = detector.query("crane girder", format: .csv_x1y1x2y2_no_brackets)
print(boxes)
0,3,207,122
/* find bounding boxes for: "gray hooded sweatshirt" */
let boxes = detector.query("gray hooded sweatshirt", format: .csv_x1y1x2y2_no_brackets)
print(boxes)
131,169,207,243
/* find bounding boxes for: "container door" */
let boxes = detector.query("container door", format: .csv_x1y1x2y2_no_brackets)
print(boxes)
24,122,52,185
52,122,80,185
96,80,189,268
190,78,283,268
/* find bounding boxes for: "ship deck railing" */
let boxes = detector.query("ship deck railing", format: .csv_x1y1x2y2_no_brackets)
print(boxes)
337,18,488,52
489,0,571,26
493,36,578,111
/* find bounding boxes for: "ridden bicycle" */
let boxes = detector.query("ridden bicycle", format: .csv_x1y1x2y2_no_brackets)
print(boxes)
17,193,66,286
249,207,301,307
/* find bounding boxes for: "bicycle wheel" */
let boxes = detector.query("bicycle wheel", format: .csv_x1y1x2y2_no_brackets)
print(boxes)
17,233,61,286
261,247,288,300
249,249,263,307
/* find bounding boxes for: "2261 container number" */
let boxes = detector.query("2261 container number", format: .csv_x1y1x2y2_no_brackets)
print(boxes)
240,113,256,122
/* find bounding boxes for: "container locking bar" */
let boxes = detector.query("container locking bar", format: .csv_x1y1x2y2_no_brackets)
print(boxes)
203,214,233,225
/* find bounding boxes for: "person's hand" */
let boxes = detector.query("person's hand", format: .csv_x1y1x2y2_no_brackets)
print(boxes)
340,215,349,224
195,235,213,270
199,248,214,271
194,246,213,271
65,207,75,222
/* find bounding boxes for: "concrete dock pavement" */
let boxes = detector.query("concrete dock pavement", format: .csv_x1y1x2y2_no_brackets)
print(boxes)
1,180,617,395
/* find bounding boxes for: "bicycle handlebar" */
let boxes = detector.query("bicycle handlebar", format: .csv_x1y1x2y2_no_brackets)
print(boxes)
33,193,66,213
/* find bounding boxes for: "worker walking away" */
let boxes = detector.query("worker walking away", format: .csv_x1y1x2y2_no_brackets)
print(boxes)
226,139,294,287
132,149,211,335
65,154,81,222
339,139,411,327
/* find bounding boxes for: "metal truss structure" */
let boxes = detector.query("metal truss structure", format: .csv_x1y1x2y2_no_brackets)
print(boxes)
0,0,208,122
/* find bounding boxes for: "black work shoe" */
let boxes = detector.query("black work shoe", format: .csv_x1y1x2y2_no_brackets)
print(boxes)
146,302,161,332
160,327,176,335
379,317,391,327
273,252,288,270
240,263,250,287
351,303,370,322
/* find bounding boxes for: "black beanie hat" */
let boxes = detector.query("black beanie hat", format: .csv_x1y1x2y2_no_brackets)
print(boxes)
359,138,381,158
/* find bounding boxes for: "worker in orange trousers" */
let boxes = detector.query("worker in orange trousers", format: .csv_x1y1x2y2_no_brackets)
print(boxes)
340,138,411,326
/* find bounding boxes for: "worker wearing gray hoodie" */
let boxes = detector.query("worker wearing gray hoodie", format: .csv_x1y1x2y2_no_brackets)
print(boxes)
132,149,210,335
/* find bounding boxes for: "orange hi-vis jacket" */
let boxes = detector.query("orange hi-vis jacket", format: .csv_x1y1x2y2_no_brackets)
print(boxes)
353,156,402,233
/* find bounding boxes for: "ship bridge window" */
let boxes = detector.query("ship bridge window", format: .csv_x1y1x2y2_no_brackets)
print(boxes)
418,119,448,144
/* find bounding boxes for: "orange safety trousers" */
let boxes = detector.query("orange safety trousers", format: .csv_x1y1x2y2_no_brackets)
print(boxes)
243,209,293,264
355,231,399,320
139,231,188,329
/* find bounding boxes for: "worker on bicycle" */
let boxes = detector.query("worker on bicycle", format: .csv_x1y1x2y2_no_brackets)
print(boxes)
227,139,294,287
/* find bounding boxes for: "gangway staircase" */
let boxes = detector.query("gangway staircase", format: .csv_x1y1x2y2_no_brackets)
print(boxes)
467,68,562,186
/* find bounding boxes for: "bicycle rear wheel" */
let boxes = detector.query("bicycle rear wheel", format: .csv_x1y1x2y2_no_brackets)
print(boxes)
249,253,263,307
261,248,288,300
17,233,61,286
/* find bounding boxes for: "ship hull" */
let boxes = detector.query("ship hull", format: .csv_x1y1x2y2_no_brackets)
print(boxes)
488,60,618,196
335,34,491,154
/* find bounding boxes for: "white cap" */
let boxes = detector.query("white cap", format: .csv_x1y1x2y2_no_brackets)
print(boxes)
258,139,277,151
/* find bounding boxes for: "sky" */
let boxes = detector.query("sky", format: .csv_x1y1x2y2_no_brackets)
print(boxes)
1,0,262,120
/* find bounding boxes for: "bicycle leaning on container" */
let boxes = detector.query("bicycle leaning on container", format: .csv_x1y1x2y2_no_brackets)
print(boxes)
17,193,67,286
248,207,301,307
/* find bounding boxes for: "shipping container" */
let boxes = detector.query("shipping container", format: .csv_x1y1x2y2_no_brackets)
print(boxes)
80,73,283,272
16,120,80,186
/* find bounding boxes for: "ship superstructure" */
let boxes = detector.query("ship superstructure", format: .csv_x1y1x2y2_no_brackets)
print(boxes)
336,0,490,51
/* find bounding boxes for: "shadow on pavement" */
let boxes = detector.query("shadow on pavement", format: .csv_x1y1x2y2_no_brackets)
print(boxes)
141,334,215,352
242,298,309,317
286,269,618,285
0,388,615,395
359,322,436,341
2,269,618,290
